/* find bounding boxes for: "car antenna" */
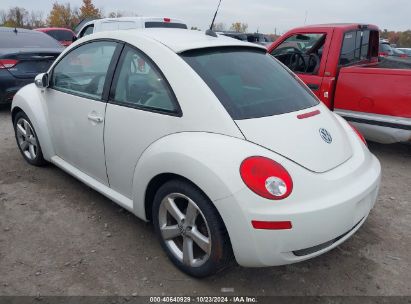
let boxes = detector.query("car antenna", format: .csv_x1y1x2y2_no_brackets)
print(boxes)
205,0,222,37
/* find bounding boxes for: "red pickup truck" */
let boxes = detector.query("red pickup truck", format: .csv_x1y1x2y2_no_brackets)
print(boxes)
268,23,411,144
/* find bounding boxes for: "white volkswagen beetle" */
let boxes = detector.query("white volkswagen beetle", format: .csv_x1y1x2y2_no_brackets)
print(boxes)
11,29,381,277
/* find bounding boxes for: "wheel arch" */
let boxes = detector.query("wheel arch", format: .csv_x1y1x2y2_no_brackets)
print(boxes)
11,84,55,160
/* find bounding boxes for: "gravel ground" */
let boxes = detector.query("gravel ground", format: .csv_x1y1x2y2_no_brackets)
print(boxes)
0,107,410,296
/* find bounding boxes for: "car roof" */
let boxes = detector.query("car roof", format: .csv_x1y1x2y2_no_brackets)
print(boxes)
84,16,186,26
89,28,266,53
35,27,74,32
288,23,379,32
0,27,33,33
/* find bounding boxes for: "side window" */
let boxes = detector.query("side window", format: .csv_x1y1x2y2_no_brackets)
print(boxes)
339,30,371,65
51,41,117,100
80,25,94,38
111,46,178,113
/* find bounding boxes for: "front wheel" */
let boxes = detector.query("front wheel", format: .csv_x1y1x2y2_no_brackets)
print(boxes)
152,179,233,277
13,111,46,166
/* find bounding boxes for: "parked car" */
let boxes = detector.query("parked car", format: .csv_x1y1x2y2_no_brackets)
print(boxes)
0,27,63,105
379,41,408,58
75,16,187,39
12,29,381,277
397,48,411,56
35,28,76,47
268,24,411,144
217,31,248,41
218,32,272,46
245,33,273,46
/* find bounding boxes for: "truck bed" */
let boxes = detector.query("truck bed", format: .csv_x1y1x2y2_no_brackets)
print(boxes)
334,65,411,119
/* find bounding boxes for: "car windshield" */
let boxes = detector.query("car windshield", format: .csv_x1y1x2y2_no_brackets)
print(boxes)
45,30,74,41
0,30,62,48
181,47,319,120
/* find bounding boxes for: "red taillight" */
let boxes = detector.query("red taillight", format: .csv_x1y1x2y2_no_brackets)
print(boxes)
378,52,388,57
163,18,171,23
252,220,292,230
350,124,367,146
0,59,18,69
240,156,293,200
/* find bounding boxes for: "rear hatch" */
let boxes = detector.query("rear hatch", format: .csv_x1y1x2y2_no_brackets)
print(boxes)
236,106,353,173
181,47,352,173
1,49,60,79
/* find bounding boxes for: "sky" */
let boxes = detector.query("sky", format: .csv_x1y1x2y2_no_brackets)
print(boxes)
2,0,410,33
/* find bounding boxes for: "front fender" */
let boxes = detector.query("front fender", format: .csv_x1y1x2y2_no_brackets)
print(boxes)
12,84,54,160
131,132,275,220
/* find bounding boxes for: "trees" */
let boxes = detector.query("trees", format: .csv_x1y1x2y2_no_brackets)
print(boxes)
230,22,248,33
78,0,102,20
212,22,226,31
47,2,78,29
381,29,411,47
2,7,29,28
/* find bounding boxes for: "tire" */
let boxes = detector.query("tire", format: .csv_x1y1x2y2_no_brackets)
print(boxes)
13,111,46,166
152,179,234,277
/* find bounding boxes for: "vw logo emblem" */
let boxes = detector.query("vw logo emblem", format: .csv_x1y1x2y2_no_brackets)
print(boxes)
319,128,332,144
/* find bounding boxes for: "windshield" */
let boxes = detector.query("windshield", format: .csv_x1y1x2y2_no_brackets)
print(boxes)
45,30,74,41
181,48,319,120
0,30,62,49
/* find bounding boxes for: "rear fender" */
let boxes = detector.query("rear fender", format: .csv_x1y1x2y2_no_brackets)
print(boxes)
131,132,275,221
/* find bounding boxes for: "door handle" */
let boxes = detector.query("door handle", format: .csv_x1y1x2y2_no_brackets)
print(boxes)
87,113,104,123
307,83,320,90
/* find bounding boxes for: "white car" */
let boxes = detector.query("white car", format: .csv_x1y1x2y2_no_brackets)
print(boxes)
76,17,187,39
11,29,381,277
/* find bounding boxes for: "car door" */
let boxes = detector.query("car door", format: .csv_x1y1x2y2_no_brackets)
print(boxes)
104,45,182,198
46,40,121,185
270,31,332,99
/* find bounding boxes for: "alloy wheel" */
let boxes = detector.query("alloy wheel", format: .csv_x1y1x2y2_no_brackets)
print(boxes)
16,118,38,160
158,193,211,267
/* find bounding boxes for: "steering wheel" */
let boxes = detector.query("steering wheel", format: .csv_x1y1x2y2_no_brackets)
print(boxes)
307,53,320,74
288,52,306,72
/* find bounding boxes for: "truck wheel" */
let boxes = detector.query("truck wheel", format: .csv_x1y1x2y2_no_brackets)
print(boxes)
152,179,234,277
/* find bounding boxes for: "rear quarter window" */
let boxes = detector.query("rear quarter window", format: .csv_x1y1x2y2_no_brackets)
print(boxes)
181,48,319,120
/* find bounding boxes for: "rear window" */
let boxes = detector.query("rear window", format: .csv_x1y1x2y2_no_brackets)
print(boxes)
181,48,319,120
339,30,371,65
45,30,74,41
0,30,62,48
144,22,187,29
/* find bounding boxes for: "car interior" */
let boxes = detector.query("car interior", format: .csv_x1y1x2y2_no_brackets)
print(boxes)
113,47,175,111
270,33,326,74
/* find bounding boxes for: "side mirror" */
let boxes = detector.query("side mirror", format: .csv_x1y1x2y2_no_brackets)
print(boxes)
34,73,49,89
72,35,78,42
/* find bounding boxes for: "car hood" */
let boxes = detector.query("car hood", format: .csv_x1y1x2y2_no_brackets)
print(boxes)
235,105,353,173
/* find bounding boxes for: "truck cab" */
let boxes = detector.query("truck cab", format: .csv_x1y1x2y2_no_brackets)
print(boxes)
269,24,411,144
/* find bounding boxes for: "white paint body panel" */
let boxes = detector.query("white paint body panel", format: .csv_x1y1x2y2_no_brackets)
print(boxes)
236,103,353,173
77,17,187,38
11,29,381,267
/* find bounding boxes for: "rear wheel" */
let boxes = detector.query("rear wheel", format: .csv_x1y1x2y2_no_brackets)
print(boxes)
13,111,46,166
152,179,233,277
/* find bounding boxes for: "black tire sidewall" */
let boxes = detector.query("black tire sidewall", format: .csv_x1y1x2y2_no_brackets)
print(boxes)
152,179,232,277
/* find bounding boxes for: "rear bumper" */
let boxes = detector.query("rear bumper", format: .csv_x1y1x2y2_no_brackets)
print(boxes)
215,153,381,267
0,71,33,104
